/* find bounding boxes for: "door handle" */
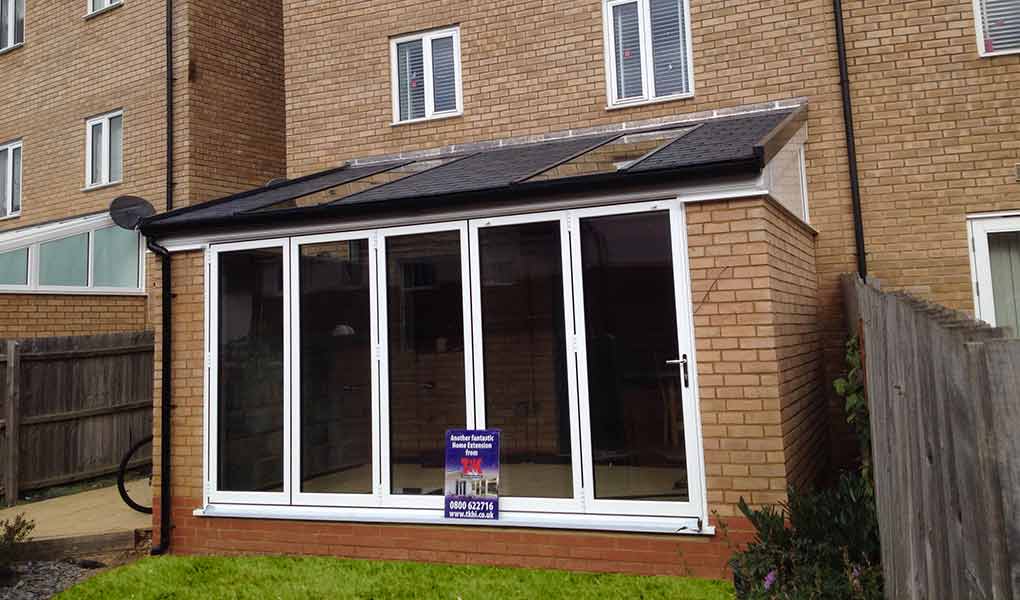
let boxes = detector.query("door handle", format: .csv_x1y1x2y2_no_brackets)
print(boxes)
666,355,690,388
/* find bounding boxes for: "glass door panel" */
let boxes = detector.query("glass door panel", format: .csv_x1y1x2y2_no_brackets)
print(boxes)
574,209,690,505
473,219,576,500
297,239,375,496
382,227,471,499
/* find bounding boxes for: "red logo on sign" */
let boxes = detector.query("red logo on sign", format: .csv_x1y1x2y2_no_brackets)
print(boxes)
461,458,482,474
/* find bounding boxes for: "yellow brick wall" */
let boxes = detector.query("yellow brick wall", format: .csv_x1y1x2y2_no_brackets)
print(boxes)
0,294,146,338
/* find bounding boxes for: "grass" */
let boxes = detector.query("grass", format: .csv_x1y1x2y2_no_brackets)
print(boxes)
59,555,735,600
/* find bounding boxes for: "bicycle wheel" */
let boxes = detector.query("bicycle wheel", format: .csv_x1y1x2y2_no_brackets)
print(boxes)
118,435,154,514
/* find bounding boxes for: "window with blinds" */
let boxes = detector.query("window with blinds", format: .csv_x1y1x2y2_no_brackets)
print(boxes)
391,27,462,123
604,0,693,106
976,0,1020,56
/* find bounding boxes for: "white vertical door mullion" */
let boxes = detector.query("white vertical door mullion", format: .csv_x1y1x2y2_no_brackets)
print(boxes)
559,216,586,509
208,248,221,499
568,211,597,512
287,240,302,505
639,0,655,99
423,34,436,119
281,239,293,505
669,203,707,521
457,222,476,429
369,233,383,504
467,221,487,428
377,234,393,502
202,248,212,505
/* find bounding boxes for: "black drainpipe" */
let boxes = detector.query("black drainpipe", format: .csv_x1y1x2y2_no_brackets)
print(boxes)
833,0,868,279
150,0,174,557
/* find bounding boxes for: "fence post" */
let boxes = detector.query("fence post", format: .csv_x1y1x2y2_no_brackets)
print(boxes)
5,340,18,507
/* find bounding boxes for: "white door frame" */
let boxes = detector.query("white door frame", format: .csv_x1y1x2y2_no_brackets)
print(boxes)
207,237,293,506
376,220,475,510
289,230,382,509
568,199,706,519
969,214,1020,326
467,210,586,514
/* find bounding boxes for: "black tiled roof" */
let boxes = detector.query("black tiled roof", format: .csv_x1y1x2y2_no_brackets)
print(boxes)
142,105,804,235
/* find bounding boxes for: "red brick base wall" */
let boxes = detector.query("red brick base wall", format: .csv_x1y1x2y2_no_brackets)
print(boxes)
155,498,755,579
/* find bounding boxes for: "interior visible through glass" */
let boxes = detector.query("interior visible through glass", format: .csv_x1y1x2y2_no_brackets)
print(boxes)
579,211,688,502
527,129,692,182
217,248,285,493
478,221,573,498
387,231,466,495
989,231,1020,336
299,240,374,494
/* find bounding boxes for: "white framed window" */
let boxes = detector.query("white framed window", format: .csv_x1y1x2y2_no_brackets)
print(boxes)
0,0,24,51
85,110,123,189
87,0,121,17
603,0,694,108
202,200,709,533
969,214,1020,335
974,0,1020,57
390,26,463,124
0,140,22,219
0,213,144,294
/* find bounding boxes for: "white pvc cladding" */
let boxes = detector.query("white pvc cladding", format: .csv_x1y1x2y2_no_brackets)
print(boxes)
0,212,145,295
186,127,809,536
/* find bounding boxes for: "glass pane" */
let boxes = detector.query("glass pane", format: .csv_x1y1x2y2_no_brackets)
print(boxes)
431,36,457,113
13,0,22,45
396,39,426,121
93,226,139,288
0,149,7,218
479,222,572,498
217,248,285,493
650,0,688,96
90,122,104,186
11,146,20,213
109,115,123,182
91,0,104,13
989,231,1020,335
1,0,8,50
527,129,693,182
387,231,466,495
613,2,644,100
579,211,688,502
0,248,27,285
299,240,374,495
39,233,88,287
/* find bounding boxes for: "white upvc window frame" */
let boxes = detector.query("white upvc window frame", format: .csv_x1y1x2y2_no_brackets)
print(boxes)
389,26,463,125
968,213,1020,326
602,0,695,109
86,0,122,18
206,238,293,506
201,198,710,533
0,139,22,220
84,110,123,189
972,0,1020,58
1,0,24,51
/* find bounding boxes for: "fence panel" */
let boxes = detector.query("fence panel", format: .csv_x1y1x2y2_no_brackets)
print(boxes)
848,275,1018,600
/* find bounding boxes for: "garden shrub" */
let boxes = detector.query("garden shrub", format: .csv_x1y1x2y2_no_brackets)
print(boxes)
0,513,35,575
729,473,883,599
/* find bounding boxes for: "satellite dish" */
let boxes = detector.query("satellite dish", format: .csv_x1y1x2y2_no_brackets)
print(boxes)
110,196,156,230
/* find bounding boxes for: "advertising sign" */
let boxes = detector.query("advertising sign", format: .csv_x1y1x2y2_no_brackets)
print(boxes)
444,430,500,520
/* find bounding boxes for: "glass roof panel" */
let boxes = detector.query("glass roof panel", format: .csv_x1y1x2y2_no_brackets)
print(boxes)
525,127,695,183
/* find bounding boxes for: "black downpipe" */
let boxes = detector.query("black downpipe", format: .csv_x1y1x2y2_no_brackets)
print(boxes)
151,0,174,557
833,0,868,279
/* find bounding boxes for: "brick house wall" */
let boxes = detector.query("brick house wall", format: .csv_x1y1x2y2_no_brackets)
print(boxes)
149,196,822,573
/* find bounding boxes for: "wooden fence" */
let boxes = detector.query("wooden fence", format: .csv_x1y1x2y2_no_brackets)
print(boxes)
0,331,154,506
846,276,1019,600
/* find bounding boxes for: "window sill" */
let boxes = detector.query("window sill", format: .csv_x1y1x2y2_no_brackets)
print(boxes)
0,43,24,57
81,181,122,193
0,212,21,223
0,286,146,296
84,2,124,20
606,92,695,112
195,503,714,536
978,46,1020,58
391,111,463,127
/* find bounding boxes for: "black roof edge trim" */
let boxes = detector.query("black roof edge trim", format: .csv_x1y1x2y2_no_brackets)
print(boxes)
754,105,808,166
140,158,762,239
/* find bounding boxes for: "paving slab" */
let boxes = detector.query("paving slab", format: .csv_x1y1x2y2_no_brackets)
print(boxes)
0,480,151,541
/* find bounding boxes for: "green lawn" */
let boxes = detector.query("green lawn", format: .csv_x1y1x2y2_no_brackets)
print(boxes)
59,555,735,599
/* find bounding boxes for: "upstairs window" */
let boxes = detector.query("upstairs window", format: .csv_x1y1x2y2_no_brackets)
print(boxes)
975,0,1020,56
603,0,693,107
0,0,24,51
87,0,122,17
85,111,123,189
0,140,21,218
390,26,462,124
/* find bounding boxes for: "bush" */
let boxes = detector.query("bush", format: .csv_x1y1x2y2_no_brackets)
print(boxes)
0,513,35,574
729,473,883,599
